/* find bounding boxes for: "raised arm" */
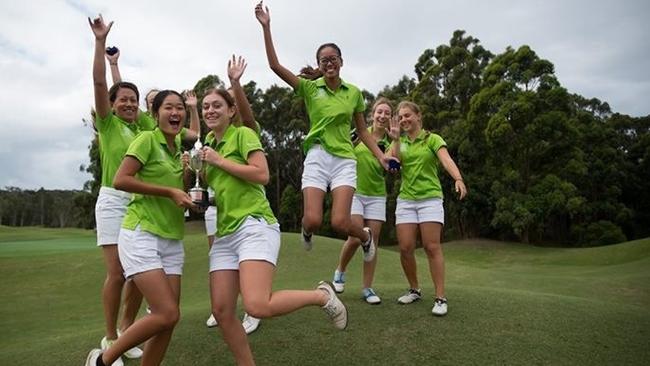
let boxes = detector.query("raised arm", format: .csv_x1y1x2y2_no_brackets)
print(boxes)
105,47,122,84
254,1,299,89
436,147,467,200
227,55,257,130
88,15,113,120
183,90,201,138
386,115,402,162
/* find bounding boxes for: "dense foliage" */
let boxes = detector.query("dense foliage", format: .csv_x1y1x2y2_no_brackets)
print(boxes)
3,30,648,246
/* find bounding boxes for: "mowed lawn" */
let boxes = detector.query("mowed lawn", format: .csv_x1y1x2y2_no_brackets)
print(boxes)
1,224,649,365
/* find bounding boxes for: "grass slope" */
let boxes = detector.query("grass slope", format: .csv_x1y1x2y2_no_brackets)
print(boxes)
0,224,648,365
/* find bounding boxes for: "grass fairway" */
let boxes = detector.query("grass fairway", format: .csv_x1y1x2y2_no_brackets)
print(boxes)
1,224,649,365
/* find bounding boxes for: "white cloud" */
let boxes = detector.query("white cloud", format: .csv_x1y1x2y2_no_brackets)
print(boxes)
0,0,648,189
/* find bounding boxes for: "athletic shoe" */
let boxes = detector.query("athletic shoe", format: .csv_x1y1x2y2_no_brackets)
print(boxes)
85,349,102,366
116,330,143,359
100,337,124,366
242,313,261,335
332,270,345,293
317,281,348,330
360,227,376,262
432,297,448,316
397,288,422,304
301,226,313,251
206,313,218,328
362,288,381,305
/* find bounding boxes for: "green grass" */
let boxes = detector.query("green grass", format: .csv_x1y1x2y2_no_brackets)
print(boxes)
1,224,649,365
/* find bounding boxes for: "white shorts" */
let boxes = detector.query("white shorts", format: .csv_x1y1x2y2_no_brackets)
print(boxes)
209,217,281,272
204,206,217,236
95,187,132,246
302,145,356,191
395,197,445,225
118,226,184,278
351,194,386,222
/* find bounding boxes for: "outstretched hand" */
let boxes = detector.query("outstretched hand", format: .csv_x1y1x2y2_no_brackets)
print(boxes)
88,14,113,41
228,55,248,83
105,48,120,64
254,1,270,27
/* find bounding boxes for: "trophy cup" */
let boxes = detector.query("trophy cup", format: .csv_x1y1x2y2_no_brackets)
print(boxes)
188,139,209,207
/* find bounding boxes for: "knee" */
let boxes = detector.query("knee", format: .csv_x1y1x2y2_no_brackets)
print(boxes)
242,299,271,319
302,214,322,233
211,303,235,323
105,270,125,285
330,216,349,234
399,245,415,258
156,306,180,330
423,241,442,258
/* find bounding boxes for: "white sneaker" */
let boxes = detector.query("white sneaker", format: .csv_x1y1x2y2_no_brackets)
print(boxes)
318,281,348,330
301,226,313,251
99,337,124,366
85,349,102,366
361,227,376,262
332,270,345,293
397,288,422,304
206,313,218,328
241,313,261,334
116,330,143,359
362,288,381,305
432,297,448,316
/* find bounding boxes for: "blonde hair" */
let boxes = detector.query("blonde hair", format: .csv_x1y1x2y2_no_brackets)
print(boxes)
396,100,421,115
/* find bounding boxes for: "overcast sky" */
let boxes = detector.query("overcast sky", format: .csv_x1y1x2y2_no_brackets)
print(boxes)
1,0,648,190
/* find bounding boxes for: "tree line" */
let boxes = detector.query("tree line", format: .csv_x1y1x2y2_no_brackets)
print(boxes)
3,30,648,247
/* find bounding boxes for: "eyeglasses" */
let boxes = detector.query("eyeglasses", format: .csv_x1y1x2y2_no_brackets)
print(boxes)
318,56,340,66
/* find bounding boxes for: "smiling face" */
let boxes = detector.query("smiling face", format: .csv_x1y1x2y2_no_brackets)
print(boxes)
201,90,235,131
112,87,139,122
154,93,186,136
398,105,422,135
372,103,392,129
317,46,342,79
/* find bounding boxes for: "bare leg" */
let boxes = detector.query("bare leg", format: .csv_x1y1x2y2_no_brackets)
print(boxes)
330,186,369,242
101,269,180,366
420,222,445,298
211,270,253,366
302,187,326,234
119,279,143,332
397,224,419,289
336,215,365,273
101,245,125,340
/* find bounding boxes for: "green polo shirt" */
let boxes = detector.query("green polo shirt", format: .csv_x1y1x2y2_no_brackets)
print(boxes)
137,110,157,131
121,128,186,240
204,125,277,237
96,111,156,188
295,77,366,159
356,127,389,197
397,130,447,200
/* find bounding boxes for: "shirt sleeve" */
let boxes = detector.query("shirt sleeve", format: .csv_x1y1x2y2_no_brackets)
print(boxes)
353,87,366,114
428,133,447,153
125,132,152,165
294,77,313,98
94,111,114,133
237,127,264,160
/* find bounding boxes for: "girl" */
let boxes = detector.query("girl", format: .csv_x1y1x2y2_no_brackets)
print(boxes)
255,2,392,258
85,88,195,366
388,101,467,316
200,87,347,365
331,98,397,305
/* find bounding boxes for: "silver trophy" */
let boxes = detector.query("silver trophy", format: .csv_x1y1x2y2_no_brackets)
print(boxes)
188,138,208,207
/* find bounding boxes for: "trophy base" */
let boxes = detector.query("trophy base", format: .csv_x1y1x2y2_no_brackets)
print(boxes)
189,188,209,208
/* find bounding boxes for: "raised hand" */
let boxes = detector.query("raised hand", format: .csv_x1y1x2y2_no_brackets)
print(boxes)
228,55,248,83
183,90,197,109
387,115,401,141
105,47,120,64
254,1,270,27
87,14,113,41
